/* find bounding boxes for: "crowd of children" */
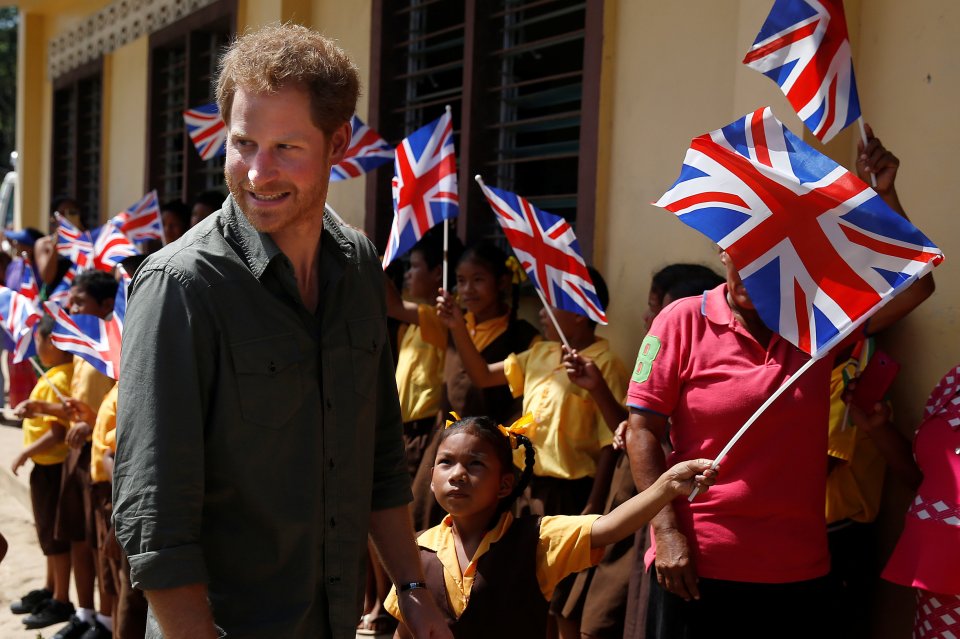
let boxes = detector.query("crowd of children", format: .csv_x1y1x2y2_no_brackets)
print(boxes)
3,193,218,639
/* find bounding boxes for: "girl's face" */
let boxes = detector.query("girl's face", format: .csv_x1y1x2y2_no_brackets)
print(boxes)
404,250,440,301
431,432,513,521
455,259,507,318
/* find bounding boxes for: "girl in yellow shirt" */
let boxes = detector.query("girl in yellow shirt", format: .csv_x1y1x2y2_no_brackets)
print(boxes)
385,415,716,638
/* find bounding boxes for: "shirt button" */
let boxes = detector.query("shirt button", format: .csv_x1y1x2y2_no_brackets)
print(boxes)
329,576,340,584
325,399,333,411
328,458,335,469
329,517,336,528
268,361,277,374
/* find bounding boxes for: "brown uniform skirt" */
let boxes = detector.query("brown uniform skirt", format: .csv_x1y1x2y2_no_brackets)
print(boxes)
30,462,69,555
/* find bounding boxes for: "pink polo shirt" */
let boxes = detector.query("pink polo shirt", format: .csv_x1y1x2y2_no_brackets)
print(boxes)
627,284,834,583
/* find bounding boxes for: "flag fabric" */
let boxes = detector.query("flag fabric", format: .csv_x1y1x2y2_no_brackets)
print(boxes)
0,287,41,363
91,221,138,273
654,106,943,358
330,115,394,182
48,262,78,306
114,190,163,243
183,103,227,161
55,213,93,270
476,180,608,325
743,0,860,144
43,302,122,380
113,265,131,326
18,258,39,301
383,110,459,268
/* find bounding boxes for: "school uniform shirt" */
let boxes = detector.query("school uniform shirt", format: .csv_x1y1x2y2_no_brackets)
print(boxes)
90,383,118,483
627,284,837,584
113,199,410,639
71,356,115,415
825,340,887,524
396,304,446,423
383,511,603,621
503,339,627,480
22,363,73,465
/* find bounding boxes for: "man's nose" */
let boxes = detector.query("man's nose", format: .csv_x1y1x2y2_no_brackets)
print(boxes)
247,152,278,185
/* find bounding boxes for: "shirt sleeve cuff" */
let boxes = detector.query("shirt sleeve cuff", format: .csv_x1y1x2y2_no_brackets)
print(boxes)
127,544,209,590
503,353,524,399
371,469,413,511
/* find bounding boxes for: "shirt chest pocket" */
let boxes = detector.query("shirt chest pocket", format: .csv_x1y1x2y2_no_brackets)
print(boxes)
230,334,305,429
347,317,384,398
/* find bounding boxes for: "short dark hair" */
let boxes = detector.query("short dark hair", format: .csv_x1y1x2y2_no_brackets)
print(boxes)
37,314,56,338
410,225,463,271
193,190,225,212
161,200,191,230
72,270,118,304
118,255,149,279
651,263,722,299
585,265,610,328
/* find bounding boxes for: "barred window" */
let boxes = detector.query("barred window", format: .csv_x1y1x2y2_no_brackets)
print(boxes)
147,0,235,204
369,0,602,257
52,62,102,228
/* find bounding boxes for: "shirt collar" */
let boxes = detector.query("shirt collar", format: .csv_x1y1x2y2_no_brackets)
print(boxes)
701,283,734,327
418,511,514,554
221,195,357,281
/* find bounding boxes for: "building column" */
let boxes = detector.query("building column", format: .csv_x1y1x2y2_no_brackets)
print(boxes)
15,11,47,230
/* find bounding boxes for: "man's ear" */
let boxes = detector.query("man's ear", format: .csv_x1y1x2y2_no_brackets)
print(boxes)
328,120,352,165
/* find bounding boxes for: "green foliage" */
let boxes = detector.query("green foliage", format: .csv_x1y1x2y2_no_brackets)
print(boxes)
0,8,17,173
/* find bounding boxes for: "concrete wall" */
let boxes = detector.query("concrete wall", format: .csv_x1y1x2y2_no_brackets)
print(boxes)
102,36,148,217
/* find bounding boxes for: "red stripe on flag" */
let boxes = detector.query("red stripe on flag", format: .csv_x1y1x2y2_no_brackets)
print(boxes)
742,19,820,64
751,110,771,167
793,279,811,355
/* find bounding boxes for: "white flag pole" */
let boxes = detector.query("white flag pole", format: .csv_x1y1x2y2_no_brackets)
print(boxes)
442,104,454,292
534,286,571,350
687,256,940,501
856,117,878,188
28,357,69,404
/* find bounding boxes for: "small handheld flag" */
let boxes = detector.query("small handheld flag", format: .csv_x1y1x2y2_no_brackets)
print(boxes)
654,106,943,358
330,115,394,182
0,287,41,363
383,108,459,268
475,176,607,325
43,301,123,380
743,0,860,144
113,190,163,243
184,103,227,161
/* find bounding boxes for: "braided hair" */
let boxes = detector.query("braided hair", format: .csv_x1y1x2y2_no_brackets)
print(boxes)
438,415,536,519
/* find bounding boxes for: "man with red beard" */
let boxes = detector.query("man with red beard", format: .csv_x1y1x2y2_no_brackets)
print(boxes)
113,24,450,639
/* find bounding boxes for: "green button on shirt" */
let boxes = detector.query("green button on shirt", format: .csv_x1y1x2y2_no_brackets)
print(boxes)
113,196,411,639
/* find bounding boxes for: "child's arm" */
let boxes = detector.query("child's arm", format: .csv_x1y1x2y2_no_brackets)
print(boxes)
436,290,508,388
64,398,97,448
562,347,628,428
846,398,922,491
385,274,422,325
589,458,715,548
11,422,67,476
14,399,69,420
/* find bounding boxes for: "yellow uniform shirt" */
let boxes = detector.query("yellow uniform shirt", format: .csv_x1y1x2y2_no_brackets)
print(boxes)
22,363,73,465
825,339,887,524
503,339,627,479
384,511,602,621
396,304,447,423
91,383,118,483
70,356,115,440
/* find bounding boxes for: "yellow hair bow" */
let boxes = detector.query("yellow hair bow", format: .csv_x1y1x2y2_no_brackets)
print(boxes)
505,256,527,285
444,412,462,429
497,414,535,449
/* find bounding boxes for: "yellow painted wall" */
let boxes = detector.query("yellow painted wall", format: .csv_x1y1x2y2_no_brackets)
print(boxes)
16,12,47,230
102,36,148,217
312,0,372,229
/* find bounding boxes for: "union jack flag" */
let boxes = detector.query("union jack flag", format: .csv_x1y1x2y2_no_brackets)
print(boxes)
654,107,943,358
91,221,138,273
476,178,607,325
113,264,131,326
0,287,41,363
56,213,93,270
48,262,78,306
743,0,860,144
113,190,163,243
183,103,227,161
330,115,394,182
18,258,39,301
383,109,459,268
43,301,122,380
